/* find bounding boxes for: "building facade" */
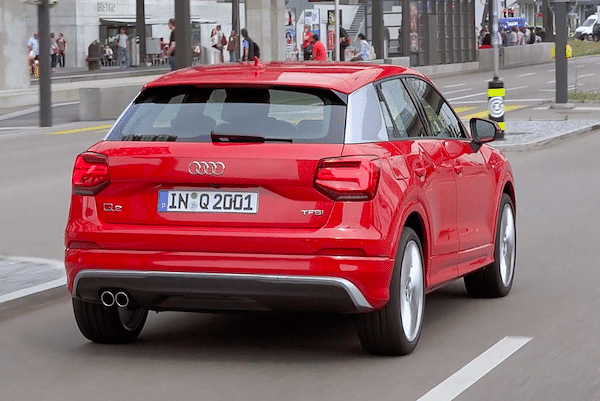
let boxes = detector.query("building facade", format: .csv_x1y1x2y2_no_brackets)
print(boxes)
22,0,240,68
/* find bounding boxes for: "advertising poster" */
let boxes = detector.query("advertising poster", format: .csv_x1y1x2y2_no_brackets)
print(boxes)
285,9,297,60
305,8,320,39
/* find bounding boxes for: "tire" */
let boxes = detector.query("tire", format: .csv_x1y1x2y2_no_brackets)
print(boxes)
357,227,425,356
464,193,516,298
594,34,600,42
588,34,594,42
73,298,148,344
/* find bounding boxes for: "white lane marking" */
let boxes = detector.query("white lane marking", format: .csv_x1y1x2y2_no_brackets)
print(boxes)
451,99,550,104
443,88,473,95
518,73,536,77
547,80,556,84
538,89,556,92
578,73,595,78
443,83,466,88
448,86,529,101
505,85,529,91
0,101,79,122
0,126,39,131
447,93,484,101
548,69,555,72
416,336,533,401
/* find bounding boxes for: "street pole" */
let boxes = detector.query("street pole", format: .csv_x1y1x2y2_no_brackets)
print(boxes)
335,0,340,61
553,0,568,104
136,0,146,66
38,0,52,127
488,0,505,138
174,1,192,70
232,0,240,59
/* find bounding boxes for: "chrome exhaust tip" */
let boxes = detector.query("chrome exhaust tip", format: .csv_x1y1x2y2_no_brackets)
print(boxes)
115,291,130,308
100,290,115,307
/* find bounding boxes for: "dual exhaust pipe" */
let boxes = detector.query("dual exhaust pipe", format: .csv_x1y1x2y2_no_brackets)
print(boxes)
100,290,130,308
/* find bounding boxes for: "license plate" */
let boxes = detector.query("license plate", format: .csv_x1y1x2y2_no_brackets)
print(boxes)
158,190,258,214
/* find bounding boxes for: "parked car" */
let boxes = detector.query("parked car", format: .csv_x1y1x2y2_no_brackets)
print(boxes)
574,14,598,41
593,22,600,42
65,61,516,356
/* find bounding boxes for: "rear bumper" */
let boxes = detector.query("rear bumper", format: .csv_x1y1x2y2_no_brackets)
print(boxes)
74,270,373,313
66,249,394,312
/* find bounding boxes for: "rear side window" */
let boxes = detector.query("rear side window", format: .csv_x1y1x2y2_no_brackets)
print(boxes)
404,78,466,139
377,79,426,139
106,86,347,143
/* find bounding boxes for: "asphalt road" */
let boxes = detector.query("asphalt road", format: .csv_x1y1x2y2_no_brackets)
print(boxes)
1,117,600,399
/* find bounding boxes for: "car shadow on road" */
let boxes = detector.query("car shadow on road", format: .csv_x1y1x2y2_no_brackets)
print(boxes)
71,280,484,361
76,310,371,361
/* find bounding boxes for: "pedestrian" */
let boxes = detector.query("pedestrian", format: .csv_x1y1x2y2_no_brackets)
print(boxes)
227,30,238,62
311,34,327,61
517,27,525,45
210,28,218,49
302,25,313,61
27,33,40,75
241,28,256,61
167,18,176,70
216,25,225,62
524,27,531,45
116,27,129,69
50,32,59,72
339,26,349,61
508,27,518,46
397,27,403,54
57,32,67,68
478,33,492,49
103,44,113,66
351,33,371,61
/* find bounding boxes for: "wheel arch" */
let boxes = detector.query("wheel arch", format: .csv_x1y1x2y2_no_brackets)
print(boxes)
502,179,516,214
399,208,429,285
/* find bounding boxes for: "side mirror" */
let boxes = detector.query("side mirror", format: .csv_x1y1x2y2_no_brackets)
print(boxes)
469,118,499,144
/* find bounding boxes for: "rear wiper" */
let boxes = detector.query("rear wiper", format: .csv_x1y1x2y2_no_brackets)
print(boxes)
121,134,177,142
211,131,293,143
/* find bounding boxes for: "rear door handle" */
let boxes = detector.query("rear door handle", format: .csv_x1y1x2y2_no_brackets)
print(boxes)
454,165,464,175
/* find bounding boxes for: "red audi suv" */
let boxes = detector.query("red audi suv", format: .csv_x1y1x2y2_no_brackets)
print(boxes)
65,61,516,355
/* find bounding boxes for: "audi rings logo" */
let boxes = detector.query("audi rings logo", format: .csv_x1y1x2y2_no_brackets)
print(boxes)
188,161,226,175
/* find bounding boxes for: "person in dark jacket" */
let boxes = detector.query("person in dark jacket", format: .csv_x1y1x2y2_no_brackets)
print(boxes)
241,28,256,61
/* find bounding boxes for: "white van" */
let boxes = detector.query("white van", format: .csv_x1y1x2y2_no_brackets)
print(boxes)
574,14,598,41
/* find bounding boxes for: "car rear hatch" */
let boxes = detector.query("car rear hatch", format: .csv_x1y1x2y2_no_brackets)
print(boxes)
85,85,349,230
90,141,343,229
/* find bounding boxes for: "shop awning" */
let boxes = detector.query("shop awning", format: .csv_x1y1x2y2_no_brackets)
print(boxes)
100,17,164,25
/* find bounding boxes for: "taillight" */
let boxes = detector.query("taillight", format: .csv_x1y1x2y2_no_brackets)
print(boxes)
314,156,381,201
72,152,110,195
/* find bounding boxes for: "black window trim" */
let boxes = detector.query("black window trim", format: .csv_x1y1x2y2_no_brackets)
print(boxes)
374,75,428,141
400,75,471,141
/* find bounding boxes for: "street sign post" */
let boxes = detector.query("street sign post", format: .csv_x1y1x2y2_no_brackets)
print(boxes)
488,0,505,137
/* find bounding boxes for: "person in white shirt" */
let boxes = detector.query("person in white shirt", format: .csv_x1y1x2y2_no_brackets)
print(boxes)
116,27,129,69
351,33,371,61
27,33,39,75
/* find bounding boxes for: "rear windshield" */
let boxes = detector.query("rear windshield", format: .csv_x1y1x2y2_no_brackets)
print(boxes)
106,85,347,144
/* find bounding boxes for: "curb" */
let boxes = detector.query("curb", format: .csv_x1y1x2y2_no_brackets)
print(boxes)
493,123,600,152
0,256,66,308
